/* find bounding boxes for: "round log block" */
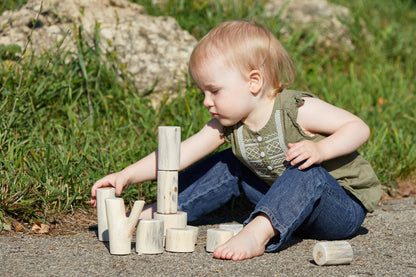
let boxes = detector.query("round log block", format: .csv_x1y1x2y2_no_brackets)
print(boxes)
313,241,353,266
157,170,178,214
165,228,195,253
219,223,243,235
157,126,181,171
187,225,199,245
205,228,234,253
153,211,187,237
96,187,115,241
136,219,164,255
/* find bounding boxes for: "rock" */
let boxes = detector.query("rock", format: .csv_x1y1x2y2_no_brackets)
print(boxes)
150,0,354,50
265,0,354,50
0,0,197,96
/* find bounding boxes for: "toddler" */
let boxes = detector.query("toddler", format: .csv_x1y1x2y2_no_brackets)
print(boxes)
91,20,381,261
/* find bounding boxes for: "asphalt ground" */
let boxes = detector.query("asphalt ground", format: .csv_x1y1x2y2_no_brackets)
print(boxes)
1,196,415,276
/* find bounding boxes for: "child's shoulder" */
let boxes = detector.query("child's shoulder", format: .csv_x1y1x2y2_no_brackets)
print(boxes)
280,89,316,99
277,89,317,109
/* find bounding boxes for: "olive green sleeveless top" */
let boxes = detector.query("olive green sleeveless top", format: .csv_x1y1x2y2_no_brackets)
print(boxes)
223,90,381,212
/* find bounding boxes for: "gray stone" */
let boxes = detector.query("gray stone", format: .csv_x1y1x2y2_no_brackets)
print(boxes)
265,0,354,50
0,0,197,96
150,0,354,50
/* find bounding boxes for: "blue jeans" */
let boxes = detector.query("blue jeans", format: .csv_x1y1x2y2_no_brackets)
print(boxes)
178,148,367,252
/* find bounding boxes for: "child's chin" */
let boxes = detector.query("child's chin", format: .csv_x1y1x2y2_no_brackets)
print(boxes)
218,119,237,126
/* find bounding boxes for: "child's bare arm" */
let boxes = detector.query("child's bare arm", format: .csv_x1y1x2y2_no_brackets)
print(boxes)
90,119,225,206
285,97,370,170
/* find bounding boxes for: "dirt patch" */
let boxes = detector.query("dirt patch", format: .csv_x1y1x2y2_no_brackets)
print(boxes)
380,176,416,204
1,208,97,237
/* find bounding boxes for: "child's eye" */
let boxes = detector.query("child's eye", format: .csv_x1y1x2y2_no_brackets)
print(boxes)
210,88,219,93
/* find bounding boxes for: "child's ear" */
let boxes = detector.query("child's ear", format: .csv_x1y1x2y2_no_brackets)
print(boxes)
248,70,263,94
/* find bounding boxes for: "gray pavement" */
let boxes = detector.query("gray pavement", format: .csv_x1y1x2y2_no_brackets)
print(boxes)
1,196,416,276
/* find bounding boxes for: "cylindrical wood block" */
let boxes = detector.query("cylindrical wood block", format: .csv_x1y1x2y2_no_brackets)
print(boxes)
157,126,181,171
96,187,115,241
153,211,187,237
157,170,178,214
165,228,195,253
187,225,199,245
205,228,234,253
313,241,353,266
219,223,243,235
136,219,164,255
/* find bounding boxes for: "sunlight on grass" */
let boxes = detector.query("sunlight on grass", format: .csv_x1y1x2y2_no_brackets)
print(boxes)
0,0,415,221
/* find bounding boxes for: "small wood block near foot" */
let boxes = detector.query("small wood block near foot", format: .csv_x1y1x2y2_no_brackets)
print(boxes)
165,227,195,253
219,223,243,236
153,211,187,237
136,219,164,255
205,228,234,253
313,241,353,266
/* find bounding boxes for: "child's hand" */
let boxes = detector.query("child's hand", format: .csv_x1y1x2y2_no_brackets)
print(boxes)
285,140,325,170
90,172,128,207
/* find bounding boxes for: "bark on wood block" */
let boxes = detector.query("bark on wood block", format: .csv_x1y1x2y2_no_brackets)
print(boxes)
153,211,187,237
165,227,195,253
96,187,115,241
313,241,353,266
219,223,243,235
205,228,234,253
157,170,178,214
136,219,164,255
157,126,181,171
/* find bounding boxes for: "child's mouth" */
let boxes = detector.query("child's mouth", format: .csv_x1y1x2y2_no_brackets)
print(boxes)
210,112,219,118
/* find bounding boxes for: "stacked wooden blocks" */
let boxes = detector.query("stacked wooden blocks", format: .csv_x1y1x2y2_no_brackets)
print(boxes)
145,126,196,253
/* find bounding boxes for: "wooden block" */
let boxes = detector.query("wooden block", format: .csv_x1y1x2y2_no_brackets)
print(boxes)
165,227,195,253
187,225,199,245
136,219,164,255
313,241,353,266
205,228,234,253
105,198,144,255
157,170,178,214
153,211,187,237
157,126,181,171
96,187,115,241
219,223,243,235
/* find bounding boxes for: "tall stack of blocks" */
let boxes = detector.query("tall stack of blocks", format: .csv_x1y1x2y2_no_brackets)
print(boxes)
150,126,196,253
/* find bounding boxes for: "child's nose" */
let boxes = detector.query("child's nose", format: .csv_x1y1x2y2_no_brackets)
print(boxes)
203,93,213,108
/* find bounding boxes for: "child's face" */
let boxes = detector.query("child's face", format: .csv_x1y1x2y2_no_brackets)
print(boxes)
193,56,255,127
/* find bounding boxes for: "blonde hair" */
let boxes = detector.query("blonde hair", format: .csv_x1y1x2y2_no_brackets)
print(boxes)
189,20,296,95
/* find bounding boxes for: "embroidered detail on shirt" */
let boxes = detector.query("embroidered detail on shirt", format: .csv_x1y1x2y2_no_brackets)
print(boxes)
236,110,288,180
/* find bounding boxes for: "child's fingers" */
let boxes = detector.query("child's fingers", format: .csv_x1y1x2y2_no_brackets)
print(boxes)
286,143,306,162
114,185,123,196
90,198,97,207
289,152,309,166
90,177,115,206
298,158,314,170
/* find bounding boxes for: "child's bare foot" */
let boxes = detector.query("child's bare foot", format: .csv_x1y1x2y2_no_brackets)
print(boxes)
139,202,157,219
213,213,278,261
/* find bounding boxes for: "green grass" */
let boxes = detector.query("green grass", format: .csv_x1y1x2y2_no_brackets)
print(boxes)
0,0,27,14
0,0,415,224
